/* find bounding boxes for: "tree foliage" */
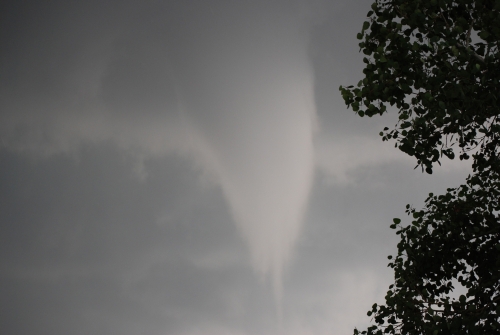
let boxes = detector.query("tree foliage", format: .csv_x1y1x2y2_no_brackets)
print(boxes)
340,0,500,174
340,1,500,334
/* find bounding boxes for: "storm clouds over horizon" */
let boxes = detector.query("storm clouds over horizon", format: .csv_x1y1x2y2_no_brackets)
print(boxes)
0,1,472,334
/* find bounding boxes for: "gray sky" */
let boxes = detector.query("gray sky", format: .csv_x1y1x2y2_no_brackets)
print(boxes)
0,1,473,334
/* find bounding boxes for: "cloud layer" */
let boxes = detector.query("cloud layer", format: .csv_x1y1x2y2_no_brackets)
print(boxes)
0,1,318,303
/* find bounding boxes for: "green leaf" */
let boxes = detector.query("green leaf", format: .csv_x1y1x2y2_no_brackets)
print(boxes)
479,30,489,39
393,218,401,224
443,150,455,160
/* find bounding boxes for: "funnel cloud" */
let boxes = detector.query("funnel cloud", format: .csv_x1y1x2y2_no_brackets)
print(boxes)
0,0,316,303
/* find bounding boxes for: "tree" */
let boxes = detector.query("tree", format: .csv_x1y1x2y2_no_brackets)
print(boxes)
339,1,500,334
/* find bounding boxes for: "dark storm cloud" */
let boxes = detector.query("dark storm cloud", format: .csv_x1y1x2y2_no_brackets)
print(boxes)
1,1,317,333
3,0,320,302
0,145,253,335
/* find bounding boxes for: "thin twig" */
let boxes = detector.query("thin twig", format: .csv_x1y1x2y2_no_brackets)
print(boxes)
466,26,471,47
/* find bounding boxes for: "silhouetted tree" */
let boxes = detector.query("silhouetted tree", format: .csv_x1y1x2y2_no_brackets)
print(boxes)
340,0,500,334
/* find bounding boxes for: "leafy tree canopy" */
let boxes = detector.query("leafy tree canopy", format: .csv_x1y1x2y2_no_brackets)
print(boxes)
340,0,500,174
340,1,500,334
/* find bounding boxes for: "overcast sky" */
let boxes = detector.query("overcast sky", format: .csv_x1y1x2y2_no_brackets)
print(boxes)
0,1,473,334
